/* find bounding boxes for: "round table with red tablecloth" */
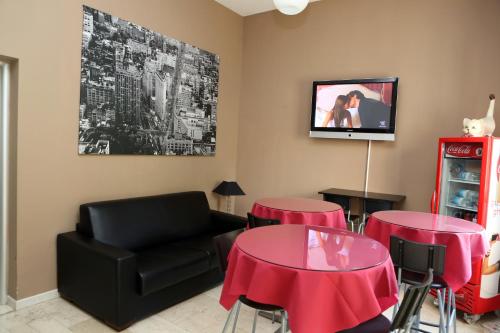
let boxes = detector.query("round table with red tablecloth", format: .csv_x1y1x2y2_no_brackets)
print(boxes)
220,224,398,333
365,210,488,292
251,197,347,229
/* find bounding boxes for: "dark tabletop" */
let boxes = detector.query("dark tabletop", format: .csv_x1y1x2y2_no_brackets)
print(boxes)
319,188,406,203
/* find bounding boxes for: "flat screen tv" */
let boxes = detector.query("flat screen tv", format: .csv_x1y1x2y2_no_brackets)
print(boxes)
310,77,398,141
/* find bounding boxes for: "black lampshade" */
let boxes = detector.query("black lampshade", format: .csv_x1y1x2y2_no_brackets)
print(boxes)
213,181,245,196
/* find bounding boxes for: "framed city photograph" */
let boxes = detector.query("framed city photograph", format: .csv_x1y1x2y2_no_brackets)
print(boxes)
79,6,219,155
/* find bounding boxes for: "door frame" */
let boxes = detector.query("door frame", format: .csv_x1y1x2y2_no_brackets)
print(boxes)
0,61,10,305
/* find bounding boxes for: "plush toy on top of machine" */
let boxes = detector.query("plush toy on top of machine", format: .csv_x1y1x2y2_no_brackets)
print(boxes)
463,94,496,137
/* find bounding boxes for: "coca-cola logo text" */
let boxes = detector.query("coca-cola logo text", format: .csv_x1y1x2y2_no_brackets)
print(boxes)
447,144,472,154
445,143,482,158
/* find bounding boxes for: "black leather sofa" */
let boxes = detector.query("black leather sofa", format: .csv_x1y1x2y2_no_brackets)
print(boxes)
57,191,246,331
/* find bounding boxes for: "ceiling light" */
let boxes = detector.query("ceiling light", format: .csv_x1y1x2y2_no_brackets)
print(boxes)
273,0,309,15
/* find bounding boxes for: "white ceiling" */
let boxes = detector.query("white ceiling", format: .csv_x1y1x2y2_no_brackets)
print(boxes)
214,0,322,17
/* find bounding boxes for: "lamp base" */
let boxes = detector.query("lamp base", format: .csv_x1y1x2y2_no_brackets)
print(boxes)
217,196,233,214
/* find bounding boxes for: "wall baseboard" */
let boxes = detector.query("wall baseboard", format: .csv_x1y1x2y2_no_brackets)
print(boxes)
7,289,59,310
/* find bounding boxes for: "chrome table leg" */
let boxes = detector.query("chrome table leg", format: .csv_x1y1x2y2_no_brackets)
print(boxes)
280,311,288,333
231,301,241,333
221,304,236,333
252,309,258,333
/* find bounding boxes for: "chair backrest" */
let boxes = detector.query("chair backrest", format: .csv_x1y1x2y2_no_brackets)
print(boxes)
323,195,351,211
247,213,280,229
390,235,446,276
391,268,434,331
364,198,393,215
213,228,245,273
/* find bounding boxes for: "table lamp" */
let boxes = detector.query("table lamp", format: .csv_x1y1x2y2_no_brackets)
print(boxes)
213,181,245,213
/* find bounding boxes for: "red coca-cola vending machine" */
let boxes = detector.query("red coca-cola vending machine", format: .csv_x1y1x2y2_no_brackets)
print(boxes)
434,136,500,323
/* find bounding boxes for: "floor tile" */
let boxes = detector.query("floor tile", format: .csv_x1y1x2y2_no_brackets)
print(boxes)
43,298,90,328
5,324,37,333
69,319,127,333
0,305,13,316
128,315,189,333
28,318,73,333
0,307,49,330
203,284,223,301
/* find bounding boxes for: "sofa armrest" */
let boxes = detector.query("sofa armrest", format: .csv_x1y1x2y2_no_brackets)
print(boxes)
58,231,135,260
57,232,137,330
210,210,247,232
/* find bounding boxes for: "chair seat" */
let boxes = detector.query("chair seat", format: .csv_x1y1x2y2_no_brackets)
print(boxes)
402,271,448,289
337,314,391,333
137,243,210,296
346,213,360,220
238,295,283,312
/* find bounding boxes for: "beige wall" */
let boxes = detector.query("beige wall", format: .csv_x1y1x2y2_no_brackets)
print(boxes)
0,0,243,299
235,0,500,216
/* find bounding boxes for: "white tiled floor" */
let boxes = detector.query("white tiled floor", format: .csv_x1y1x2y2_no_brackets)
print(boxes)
0,285,498,332
0,306,13,316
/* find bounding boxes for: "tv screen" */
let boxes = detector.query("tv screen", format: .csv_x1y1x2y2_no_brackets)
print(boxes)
310,77,398,141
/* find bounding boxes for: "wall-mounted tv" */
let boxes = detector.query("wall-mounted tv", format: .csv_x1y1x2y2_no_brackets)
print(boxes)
310,77,399,141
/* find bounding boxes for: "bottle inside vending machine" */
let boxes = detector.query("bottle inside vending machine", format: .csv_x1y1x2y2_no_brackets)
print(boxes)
438,151,480,222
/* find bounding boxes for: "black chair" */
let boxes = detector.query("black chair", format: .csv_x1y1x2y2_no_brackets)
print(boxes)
358,199,394,234
322,194,358,232
247,213,281,229
390,236,454,333
339,268,434,333
213,229,288,333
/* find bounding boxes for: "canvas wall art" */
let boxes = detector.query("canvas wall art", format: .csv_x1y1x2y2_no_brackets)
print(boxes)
79,6,219,155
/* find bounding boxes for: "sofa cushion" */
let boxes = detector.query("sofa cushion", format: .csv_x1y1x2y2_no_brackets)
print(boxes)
136,243,211,296
79,191,212,250
170,232,221,269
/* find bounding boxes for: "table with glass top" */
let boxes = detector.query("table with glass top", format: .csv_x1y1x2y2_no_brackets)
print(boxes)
251,197,347,228
219,224,398,333
365,210,488,291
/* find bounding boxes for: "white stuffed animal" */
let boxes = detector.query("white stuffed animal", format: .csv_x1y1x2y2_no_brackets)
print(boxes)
463,94,496,137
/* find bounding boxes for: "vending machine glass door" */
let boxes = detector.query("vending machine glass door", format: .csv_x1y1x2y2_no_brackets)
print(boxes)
438,142,483,222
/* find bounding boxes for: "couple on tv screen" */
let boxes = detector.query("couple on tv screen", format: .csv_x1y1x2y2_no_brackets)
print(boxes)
316,83,393,129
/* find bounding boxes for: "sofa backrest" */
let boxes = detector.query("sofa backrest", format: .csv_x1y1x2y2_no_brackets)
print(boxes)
78,191,212,250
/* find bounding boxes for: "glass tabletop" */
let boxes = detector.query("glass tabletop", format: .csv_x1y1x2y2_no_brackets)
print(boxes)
236,224,388,272
372,210,485,233
255,197,341,212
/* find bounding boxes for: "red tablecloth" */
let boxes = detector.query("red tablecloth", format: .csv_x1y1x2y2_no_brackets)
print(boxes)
220,225,398,333
365,211,489,292
251,197,347,229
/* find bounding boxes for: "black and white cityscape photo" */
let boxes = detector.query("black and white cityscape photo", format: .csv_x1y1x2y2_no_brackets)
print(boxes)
79,6,219,155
